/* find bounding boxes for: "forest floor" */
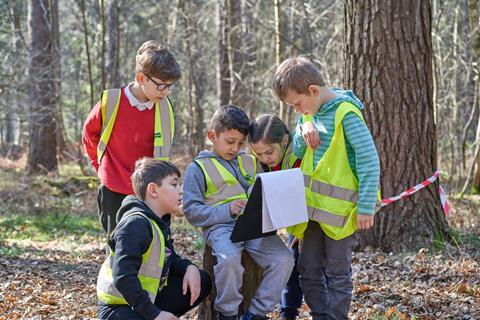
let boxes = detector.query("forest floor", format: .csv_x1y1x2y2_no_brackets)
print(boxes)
0,157,479,320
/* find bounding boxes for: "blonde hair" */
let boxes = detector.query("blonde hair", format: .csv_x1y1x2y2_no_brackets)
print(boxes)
135,40,181,81
273,56,325,99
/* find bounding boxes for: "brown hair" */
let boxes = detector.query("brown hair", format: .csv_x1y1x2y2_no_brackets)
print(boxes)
273,56,325,100
135,40,181,81
131,158,180,200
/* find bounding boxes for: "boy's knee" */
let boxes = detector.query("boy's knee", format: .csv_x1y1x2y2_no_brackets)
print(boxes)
215,252,243,272
325,258,351,277
269,248,294,272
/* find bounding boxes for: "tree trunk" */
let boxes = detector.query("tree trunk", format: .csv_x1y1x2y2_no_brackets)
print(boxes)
274,0,287,121
227,0,247,109
197,246,263,320
79,0,95,107
6,0,23,145
344,0,449,252
217,0,231,106
106,0,120,88
27,0,59,173
50,0,67,160
98,0,106,90
468,0,480,193
183,0,205,156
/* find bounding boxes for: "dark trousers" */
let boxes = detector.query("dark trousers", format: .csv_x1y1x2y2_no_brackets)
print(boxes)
98,270,212,319
297,221,357,320
97,184,127,234
280,235,304,318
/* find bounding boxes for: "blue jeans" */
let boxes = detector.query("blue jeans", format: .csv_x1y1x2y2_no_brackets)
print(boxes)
280,235,303,318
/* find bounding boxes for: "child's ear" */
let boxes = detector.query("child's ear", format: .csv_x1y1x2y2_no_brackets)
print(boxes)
308,85,320,97
207,130,216,143
136,72,145,84
146,182,158,198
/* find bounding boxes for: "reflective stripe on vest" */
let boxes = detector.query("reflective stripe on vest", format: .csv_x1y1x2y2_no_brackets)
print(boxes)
195,158,247,206
237,153,257,185
97,212,167,305
97,89,175,163
290,102,365,240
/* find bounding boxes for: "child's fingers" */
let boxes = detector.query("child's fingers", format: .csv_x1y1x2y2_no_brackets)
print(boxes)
190,285,199,305
182,277,188,295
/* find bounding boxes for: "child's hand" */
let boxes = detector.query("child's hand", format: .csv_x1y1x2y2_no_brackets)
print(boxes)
154,311,178,320
230,199,247,215
301,122,321,149
182,265,201,305
357,214,374,230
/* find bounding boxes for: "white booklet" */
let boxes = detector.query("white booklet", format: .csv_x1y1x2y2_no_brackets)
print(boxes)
258,168,309,233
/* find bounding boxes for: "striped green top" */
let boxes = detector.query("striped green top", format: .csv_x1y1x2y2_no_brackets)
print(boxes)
293,88,380,215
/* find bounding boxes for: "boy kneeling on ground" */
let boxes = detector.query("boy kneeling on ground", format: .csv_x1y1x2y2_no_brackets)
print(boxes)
97,158,212,320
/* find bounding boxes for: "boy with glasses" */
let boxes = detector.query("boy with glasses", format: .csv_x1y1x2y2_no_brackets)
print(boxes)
83,40,181,235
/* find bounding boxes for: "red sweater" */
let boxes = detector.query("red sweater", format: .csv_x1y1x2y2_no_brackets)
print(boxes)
82,88,157,195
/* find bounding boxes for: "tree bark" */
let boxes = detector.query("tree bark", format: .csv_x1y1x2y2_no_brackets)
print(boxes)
274,0,287,121
217,0,231,106
98,0,106,90
6,0,23,145
468,0,480,193
27,0,59,173
106,0,120,88
183,0,205,156
79,0,95,107
344,0,449,252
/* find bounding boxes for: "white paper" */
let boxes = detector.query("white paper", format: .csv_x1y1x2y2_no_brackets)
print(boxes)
258,168,309,233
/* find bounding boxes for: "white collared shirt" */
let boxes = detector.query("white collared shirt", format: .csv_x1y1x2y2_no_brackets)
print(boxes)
124,83,154,111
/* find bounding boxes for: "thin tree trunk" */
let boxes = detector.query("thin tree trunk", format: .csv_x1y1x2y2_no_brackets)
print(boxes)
274,0,287,121
217,0,230,106
227,0,247,109
106,0,120,88
79,0,95,107
7,0,23,144
344,0,449,252
99,0,106,90
468,0,480,193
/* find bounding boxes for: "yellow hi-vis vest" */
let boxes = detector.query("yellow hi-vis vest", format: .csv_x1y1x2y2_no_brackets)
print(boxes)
195,154,257,206
280,142,299,170
96,89,175,163
288,102,365,241
97,212,166,305
237,153,259,185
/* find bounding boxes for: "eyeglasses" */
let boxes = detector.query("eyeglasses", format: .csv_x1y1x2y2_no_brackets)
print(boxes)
145,74,177,91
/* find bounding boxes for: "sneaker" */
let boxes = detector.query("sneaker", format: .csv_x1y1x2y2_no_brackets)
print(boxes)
241,310,269,320
216,313,239,320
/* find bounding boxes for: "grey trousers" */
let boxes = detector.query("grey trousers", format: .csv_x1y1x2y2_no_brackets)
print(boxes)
297,221,357,320
206,226,294,317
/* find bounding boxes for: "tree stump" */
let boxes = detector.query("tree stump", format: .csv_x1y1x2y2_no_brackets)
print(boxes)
197,245,264,320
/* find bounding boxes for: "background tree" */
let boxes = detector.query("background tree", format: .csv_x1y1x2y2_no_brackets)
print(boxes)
26,0,60,173
344,0,449,251
106,0,121,88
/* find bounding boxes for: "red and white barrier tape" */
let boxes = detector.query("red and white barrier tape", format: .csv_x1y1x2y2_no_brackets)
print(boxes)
378,170,450,215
